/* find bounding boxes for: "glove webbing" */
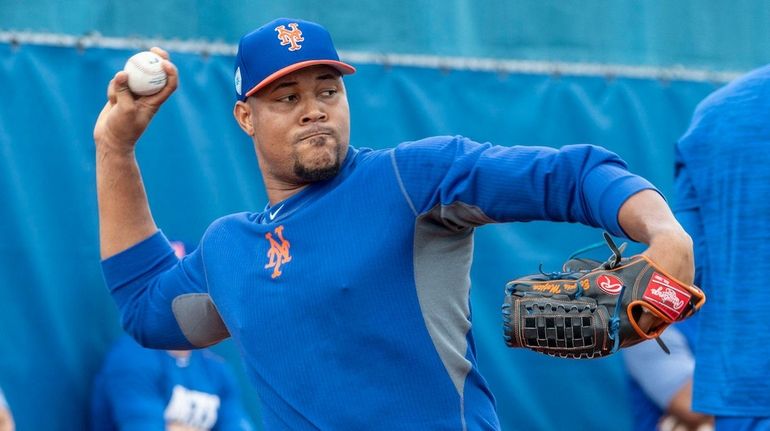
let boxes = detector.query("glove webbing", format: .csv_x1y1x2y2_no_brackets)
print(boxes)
506,300,603,359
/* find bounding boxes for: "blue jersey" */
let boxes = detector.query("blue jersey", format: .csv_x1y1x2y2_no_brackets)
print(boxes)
674,64,770,416
102,136,654,430
91,335,253,431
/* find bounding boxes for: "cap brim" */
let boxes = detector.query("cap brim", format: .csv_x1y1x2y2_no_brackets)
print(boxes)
244,60,356,98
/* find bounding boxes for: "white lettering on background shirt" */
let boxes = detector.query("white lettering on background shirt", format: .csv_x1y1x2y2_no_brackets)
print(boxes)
164,385,221,430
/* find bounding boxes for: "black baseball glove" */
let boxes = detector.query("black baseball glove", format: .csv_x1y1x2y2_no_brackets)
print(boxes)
502,233,705,359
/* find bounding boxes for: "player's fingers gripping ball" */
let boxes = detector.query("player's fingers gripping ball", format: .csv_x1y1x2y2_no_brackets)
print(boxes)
502,233,705,359
123,51,168,96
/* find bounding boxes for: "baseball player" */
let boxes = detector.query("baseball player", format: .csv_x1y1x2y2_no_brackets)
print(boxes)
674,64,770,430
94,18,695,429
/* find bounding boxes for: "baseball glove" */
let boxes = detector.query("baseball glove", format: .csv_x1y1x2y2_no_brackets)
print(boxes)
502,233,705,359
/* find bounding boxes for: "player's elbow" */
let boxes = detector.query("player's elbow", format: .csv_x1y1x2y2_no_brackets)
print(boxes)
118,303,193,350
119,308,157,348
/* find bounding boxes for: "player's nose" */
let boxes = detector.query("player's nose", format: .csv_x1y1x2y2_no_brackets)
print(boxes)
300,100,327,124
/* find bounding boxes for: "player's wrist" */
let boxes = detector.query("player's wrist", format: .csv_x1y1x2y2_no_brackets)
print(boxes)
95,130,138,157
643,228,695,288
647,228,693,257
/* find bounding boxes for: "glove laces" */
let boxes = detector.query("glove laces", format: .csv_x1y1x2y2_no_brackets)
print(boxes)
608,285,626,354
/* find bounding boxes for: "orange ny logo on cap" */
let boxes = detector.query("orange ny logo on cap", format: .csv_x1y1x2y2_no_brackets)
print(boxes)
275,23,304,51
265,225,292,279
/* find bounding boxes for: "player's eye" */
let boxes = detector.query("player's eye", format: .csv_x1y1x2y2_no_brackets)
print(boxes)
320,89,337,97
276,94,298,103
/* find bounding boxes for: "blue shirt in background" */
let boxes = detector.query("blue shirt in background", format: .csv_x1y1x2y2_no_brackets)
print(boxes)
675,64,770,417
91,335,254,431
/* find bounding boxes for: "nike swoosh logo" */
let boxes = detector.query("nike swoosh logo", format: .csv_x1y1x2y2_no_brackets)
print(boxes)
269,205,284,220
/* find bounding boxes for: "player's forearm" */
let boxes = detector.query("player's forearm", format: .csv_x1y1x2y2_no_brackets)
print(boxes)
618,190,691,248
94,48,176,259
618,189,694,284
96,144,158,259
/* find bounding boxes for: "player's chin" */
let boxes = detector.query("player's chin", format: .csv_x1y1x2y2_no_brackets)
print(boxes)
299,138,338,161
294,147,341,182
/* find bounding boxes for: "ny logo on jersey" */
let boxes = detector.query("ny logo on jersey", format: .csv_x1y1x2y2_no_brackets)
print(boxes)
265,225,292,279
275,23,304,51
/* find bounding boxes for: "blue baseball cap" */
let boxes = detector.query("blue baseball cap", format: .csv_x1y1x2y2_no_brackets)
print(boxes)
234,18,356,101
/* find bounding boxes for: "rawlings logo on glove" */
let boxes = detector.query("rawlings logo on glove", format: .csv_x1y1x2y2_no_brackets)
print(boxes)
502,233,705,359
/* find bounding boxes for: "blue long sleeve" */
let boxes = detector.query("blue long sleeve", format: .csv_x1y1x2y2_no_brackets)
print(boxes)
102,231,208,349
393,136,655,237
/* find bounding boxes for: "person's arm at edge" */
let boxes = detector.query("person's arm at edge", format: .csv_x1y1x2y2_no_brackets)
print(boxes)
0,407,14,431
664,379,714,429
0,388,14,431
94,47,178,259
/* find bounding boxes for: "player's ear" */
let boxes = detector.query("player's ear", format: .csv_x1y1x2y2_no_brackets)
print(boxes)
233,100,254,136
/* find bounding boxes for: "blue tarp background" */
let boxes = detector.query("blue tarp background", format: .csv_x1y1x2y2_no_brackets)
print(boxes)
4,1,761,429
2,0,770,70
0,42,723,430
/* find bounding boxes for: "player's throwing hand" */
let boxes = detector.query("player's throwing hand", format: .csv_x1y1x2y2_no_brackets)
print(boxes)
93,47,178,151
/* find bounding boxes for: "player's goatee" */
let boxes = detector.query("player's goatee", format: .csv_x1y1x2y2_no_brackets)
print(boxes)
294,147,342,182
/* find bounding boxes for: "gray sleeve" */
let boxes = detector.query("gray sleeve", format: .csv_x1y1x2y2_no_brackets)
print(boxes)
172,293,231,348
622,326,694,409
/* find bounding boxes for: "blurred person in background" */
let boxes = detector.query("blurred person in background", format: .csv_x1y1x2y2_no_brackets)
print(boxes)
673,64,770,430
94,17,695,429
0,387,14,431
624,320,713,431
90,242,254,431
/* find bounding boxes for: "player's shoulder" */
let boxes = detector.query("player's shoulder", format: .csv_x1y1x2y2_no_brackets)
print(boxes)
397,135,498,168
392,135,484,163
693,64,770,121
201,212,254,238
345,145,414,172
346,145,391,166
680,64,770,153
396,135,468,152
190,213,255,259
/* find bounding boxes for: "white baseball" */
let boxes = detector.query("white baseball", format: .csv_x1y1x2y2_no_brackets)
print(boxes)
123,51,168,96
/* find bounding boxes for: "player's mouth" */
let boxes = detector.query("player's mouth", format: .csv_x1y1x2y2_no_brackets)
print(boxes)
300,132,330,140
296,127,336,144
